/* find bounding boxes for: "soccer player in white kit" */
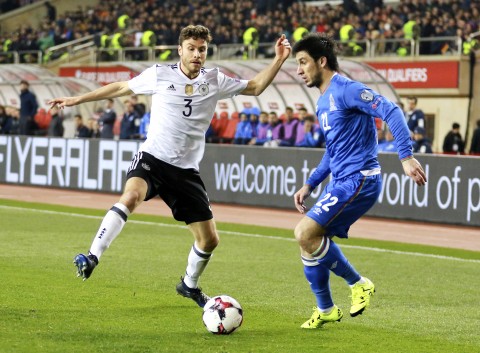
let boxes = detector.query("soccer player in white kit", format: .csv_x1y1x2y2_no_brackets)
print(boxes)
48,25,292,308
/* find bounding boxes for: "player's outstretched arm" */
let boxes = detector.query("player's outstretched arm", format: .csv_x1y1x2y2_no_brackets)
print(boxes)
241,34,291,96
48,81,133,108
402,157,427,186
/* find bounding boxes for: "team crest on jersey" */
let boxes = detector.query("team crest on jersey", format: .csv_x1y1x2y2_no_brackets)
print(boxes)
198,83,209,96
329,94,337,111
185,84,194,96
360,90,374,102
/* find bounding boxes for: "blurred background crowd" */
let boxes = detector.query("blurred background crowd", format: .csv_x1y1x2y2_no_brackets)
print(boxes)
1,0,480,63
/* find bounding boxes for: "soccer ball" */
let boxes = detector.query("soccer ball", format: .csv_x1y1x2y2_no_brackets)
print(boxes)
202,295,243,334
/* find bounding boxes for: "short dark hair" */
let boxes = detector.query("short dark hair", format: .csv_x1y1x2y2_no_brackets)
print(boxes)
452,122,460,129
292,33,339,72
178,25,212,45
20,80,29,86
407,96,418,104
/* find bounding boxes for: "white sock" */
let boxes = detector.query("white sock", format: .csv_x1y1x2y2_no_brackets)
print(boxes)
349,276,366,287
183,242,212,289
89,203,130,260
318,306,334,314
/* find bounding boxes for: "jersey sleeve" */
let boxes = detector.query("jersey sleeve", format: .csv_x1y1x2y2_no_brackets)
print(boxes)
306,149,331,189
343,81,413,161
217,71,248,100
128,65,158,95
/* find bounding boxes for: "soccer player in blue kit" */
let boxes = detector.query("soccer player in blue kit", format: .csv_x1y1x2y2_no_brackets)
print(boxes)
291,34,427,328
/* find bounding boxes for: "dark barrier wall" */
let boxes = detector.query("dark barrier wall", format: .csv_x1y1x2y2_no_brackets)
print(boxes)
1,136,479,226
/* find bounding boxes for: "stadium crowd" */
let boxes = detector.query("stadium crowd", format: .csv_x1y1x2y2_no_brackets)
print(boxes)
1,0,480,63
2,91,480,155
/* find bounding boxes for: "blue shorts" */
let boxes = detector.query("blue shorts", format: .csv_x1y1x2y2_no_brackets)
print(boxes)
306,173,382,238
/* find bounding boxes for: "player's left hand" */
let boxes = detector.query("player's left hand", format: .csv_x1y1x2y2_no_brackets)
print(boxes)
402,157,427,186
275,34,291,61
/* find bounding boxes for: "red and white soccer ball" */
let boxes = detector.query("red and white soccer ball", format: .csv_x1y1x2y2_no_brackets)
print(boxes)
202,295,243,334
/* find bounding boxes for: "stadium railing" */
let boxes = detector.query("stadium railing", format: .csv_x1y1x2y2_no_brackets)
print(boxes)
0,36,466,66
0,50,42,64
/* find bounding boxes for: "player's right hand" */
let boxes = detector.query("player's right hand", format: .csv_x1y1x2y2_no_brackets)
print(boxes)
294,185,312,214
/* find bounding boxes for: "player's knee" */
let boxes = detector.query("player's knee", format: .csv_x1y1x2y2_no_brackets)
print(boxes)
294,223,320,252
200,232,219,252
120,190,144,211
294,224,309,247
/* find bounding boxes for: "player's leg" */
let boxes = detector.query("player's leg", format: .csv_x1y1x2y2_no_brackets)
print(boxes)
295,218,343,328
176,219,219,308
74,177,147,280
163,167,217,308
303,173,381,316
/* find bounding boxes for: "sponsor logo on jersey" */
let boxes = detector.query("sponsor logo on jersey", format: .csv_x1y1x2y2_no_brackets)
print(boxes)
312,207,323,215
141,163,151,171
167,84,176,91
185,84,193,96
360,90,374,102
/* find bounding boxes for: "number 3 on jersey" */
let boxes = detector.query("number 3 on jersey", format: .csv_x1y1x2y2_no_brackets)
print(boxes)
315,193,338,212
183,98,192,117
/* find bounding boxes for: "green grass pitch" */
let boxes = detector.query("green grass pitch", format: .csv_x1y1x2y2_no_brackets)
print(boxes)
0,199,479,353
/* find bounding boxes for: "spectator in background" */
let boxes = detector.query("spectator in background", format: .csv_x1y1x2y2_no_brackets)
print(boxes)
19,80,38,135
47,105,64,137
295,115,324,148
74,114,90,138
249,107,260,137
263,111,284,147
98,98,116,139
44,1,56,22
377,129,397,153
130,95,146,117
120,101,140,139
377,128,386,145
294,107,309,146
138,111,151,140
405,96,425,135
6,107,20,135
412,127,433,153
87,118,100,138
233,111,253,145
248,111,270,146
442,122,465,154
279,106,298,146
0,105,12,134
470,119,480,155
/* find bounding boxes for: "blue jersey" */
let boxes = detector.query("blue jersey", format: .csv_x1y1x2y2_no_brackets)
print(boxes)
307,74,412,188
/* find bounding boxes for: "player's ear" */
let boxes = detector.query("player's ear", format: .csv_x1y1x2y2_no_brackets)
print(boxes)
319,56,327,68
178,45,182,57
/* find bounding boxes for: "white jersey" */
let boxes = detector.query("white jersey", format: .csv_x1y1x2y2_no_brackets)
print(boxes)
128,63,248,170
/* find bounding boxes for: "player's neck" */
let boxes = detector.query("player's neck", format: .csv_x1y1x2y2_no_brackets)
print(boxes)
319,71,336,95
179,62,200,80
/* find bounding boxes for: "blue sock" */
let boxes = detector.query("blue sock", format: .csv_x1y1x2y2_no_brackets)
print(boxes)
302,257,333,310
317,239,361,285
